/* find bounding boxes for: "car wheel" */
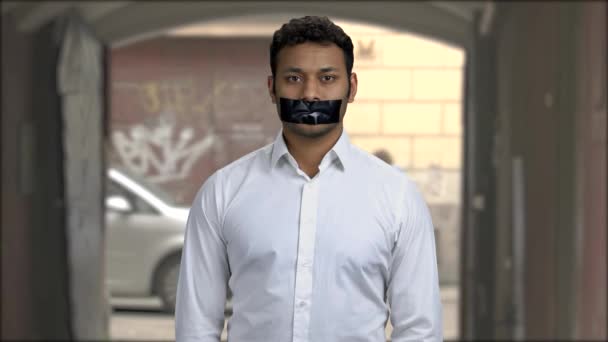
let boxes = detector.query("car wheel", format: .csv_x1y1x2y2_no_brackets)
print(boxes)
154,253,181,313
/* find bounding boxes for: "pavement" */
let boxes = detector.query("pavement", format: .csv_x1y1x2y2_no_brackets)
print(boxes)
110,285,459,341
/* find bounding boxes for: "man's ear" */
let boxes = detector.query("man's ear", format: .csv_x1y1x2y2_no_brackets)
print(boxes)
268,76,277,104
347,72,358,103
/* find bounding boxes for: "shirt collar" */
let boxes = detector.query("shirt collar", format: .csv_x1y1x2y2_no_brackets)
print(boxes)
270,129,290,168
270,127,351,171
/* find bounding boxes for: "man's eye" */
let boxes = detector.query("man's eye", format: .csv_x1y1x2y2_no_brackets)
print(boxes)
321,75,336,82
286,76,302,82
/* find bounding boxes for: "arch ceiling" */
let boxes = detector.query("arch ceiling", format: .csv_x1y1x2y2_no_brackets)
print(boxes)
2,1,488,49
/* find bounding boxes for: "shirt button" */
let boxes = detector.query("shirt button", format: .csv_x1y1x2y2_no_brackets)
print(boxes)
298,301,307,308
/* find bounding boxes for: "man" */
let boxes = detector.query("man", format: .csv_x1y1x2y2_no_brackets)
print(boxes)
175,16,442,341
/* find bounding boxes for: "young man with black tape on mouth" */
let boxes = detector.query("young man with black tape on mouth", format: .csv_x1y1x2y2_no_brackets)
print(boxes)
176,15,443,342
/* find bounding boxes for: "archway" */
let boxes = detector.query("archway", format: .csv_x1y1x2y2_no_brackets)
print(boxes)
106,9,466,341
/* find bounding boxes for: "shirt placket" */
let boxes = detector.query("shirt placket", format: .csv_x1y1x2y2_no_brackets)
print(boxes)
292,178,319,342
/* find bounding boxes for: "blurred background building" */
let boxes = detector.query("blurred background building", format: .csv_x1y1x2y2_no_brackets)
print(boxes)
2,1,606,341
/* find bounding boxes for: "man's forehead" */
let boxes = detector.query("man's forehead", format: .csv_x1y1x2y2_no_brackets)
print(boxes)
276,42,345,72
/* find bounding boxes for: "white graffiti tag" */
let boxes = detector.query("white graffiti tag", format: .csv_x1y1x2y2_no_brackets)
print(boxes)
112,119,215,183
424,163,445,197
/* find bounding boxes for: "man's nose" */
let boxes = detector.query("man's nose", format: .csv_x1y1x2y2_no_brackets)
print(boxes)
301,79,320,101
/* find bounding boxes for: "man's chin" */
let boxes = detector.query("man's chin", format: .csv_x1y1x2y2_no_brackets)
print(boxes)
283,122,339,139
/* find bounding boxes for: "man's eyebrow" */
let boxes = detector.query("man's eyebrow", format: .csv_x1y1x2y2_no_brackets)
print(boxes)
280,66,340,73
282,67,303,73
320,67,338,73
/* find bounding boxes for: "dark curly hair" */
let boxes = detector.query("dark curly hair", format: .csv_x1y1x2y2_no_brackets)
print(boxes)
269,16,354,82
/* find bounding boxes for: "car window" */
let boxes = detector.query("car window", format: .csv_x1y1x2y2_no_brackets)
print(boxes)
110,169,177,206
106,179,156,214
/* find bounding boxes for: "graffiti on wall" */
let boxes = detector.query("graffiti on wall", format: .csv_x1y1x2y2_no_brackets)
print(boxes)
111,77,226,183
423,163,445,198
406,163,460,205
112,115,216,183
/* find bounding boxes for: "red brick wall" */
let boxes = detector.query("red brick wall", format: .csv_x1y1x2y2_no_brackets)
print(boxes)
109,37,280,206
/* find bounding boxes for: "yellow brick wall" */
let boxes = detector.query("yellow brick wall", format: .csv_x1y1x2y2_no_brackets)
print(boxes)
343,103,382,134
412,69,463,101
337,20,464,178
355,69,412,100
412,137,462,169
443,103,462,135
382,103,443,135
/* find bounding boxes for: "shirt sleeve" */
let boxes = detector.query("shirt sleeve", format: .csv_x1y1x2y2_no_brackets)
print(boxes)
175,171,230,342
388,178,443,341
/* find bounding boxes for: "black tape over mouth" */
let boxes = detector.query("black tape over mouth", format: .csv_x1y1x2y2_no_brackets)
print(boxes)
279,98,342,125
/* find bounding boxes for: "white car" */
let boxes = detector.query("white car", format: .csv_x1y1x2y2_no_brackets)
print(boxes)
105,168,189,313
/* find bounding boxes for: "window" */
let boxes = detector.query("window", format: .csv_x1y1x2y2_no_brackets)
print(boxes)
106,179,156,214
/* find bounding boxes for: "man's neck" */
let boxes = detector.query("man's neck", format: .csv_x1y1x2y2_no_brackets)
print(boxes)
282,125,343,178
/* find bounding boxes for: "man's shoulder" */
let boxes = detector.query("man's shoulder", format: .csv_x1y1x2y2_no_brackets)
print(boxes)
348,143,409,182
347,143,426,202
217,142,273,177
203,141,271,188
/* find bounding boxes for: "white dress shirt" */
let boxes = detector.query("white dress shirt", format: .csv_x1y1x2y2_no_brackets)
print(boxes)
175,128,443,342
